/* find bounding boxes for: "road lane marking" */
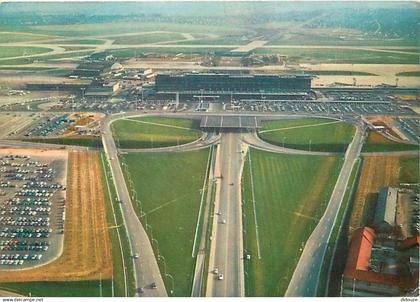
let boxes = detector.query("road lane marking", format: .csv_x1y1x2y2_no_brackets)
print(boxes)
247,148,262,259
192,145,213,257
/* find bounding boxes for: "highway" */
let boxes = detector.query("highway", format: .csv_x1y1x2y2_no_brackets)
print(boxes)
206,132,245,297
285,125,365,297
101,115,167,297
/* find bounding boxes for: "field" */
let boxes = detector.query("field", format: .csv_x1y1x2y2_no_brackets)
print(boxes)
25,136,103,148
362,131,419,152
43,39,105,45
0,33,55,43
317,158,361,296
348,156,402,232
112,32,187,45
120,149,210,296
99,153,135,297
111,117,202,149
258,118,355,152
242,149,342,296
0,151,112,283
0,46,51,59
254,48,419,65
396,71,420,77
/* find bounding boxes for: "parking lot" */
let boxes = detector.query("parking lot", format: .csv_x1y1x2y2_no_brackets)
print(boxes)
396,117,420,144
225,99,414,116
0,149,67,269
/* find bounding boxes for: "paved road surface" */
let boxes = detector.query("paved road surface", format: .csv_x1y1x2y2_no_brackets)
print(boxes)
102,115,167,297
285,126,364,297
206,132,245,297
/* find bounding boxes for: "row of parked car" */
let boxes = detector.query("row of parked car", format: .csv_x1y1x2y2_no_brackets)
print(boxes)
0,155,63,267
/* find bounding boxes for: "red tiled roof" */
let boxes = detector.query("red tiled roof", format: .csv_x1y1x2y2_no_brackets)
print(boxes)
344,227,419,289
344,227,375,276
344,227,399,287
400,236,420,250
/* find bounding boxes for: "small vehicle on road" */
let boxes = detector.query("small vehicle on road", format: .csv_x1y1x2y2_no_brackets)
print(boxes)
151,282,157,289
214,267,219,274
218,274,224,280
133,253,139,259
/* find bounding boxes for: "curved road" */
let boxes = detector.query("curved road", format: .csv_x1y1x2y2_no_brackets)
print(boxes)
285,125,365,297
101,113,167,297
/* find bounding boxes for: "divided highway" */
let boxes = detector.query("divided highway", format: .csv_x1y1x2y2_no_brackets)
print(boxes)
206,132,245,297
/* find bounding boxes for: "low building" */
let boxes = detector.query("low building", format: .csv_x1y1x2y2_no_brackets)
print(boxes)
342,227,418,297
84,82,120,98
373,187,397,233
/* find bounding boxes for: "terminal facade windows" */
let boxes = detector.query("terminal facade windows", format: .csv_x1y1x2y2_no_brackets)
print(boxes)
155,73,312,93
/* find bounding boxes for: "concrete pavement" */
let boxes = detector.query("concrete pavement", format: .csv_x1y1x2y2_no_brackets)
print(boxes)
206,132,245,297
101,115,167,297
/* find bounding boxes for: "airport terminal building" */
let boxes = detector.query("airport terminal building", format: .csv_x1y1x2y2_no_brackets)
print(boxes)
152,73,313,101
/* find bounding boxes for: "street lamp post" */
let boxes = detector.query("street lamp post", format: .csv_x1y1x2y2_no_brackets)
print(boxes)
165,273,175,296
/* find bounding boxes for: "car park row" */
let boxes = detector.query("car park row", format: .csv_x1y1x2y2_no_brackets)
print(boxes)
0,155,64,267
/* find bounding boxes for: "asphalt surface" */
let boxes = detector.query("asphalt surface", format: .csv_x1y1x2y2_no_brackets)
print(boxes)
101,114,167,297
285,125,365,297
206,132,245,297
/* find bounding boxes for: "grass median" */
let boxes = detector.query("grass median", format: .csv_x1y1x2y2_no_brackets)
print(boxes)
112,117,202,149
120,148,210,296
242,148,343,296
258,118,355,153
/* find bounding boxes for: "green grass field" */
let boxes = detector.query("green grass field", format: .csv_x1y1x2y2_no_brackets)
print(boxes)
175,36,248,45
242,149,343,296
112,32,186,45
0,280,113,297
254,48,420,64
60,46,96,51
120,149,210,296
45,39,105,45
362,131,419,152
24,136,103,148
0,46,51,59
0,32,56,43
0,50,92,65
258,118,355,152
111,117,202,149
28,21,245,37
100,153,136,297
396,71,420,77
399,156,420,184
106,47,234,58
